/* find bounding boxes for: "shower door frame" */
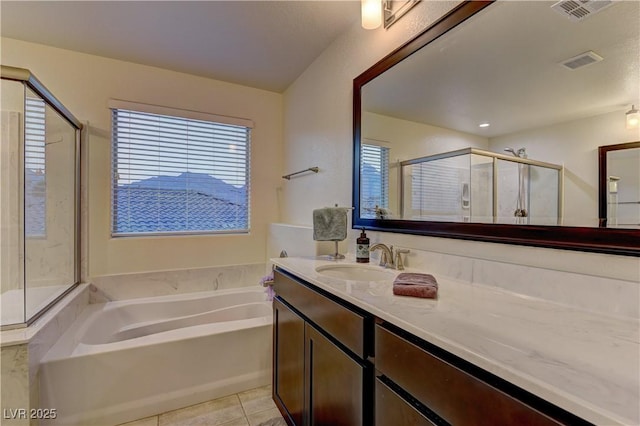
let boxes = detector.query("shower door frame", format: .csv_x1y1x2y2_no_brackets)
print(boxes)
399,147,564,224
1,65,82,330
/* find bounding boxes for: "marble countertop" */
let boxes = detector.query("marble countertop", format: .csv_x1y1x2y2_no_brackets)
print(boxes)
272,256,639,426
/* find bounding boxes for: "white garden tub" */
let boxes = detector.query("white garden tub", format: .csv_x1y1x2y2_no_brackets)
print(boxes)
39,287,272,426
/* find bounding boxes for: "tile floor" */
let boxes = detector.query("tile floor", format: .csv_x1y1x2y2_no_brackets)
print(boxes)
118,385,286,426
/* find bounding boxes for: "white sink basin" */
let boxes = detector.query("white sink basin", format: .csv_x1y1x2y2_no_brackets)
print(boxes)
315,264,396,281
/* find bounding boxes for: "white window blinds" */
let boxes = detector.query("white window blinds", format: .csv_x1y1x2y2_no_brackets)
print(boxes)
409,157,466,221
110,103,251,236
24,97,46,237
360,143,389,219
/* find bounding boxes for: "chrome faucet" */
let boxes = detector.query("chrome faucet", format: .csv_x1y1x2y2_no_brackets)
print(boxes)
370,244,410,270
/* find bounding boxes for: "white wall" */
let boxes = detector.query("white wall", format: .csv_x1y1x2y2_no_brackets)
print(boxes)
282,1,460,224
2,37,283,278
282,1,639,282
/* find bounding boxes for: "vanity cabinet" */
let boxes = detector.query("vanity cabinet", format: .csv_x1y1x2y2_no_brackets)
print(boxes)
273,298,305,426
375,323,580,426
272,268,373,426
305,323,368,425
272,267,589,426
375,376,438,426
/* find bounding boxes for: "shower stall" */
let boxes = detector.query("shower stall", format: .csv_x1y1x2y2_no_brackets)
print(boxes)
400,148,563,225
1,66,81,329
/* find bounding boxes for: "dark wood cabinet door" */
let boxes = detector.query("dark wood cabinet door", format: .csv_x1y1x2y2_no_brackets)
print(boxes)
273,298,305,426
375,377,439,426
305,323,366,426
274,269,369,358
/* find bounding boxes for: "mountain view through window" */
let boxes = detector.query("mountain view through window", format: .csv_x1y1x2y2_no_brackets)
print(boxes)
111,108,250,235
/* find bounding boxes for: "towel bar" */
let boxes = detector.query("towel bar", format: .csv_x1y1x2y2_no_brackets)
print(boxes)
282,166,319,180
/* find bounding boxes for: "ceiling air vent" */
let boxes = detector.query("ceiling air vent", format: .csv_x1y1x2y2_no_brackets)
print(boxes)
551,0,615,21
560,51,603,70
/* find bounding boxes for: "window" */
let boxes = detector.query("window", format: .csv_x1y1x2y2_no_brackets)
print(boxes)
110,101,252,236
25,97,46,237
360,143,389,219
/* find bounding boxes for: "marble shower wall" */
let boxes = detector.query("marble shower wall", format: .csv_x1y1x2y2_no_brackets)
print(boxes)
23,101,77,290
1,102,23,294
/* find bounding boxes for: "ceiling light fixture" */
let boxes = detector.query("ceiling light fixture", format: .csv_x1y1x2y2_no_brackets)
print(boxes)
362,0,382,30
626,105,639,129
479,123,490,128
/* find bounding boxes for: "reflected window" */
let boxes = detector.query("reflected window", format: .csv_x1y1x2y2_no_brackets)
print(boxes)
24,97,46,237
410,158,464,221
360,143,389,219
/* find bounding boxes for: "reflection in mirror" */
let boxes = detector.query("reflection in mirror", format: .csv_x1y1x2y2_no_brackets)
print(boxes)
599,142,640,229
353,1,640,255
359,0,639,228
398,148,562,225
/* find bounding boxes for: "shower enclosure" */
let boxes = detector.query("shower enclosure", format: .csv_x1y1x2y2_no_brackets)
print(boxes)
1,66,81,329
400,148,563,225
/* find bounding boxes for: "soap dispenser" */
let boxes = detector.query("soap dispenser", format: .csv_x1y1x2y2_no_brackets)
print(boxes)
356,228,370,263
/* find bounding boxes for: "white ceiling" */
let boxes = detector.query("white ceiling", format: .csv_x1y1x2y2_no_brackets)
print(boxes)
1,1,360,93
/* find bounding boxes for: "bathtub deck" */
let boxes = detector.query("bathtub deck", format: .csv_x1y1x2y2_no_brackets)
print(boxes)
117,385,285,426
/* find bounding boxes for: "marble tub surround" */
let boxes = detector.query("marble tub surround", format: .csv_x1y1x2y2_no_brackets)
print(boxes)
2,265,270,425
40,286,272,425
272,256,639,425
1,284,89,425
90,263,267,303
1,284,89,348
1,344,30,426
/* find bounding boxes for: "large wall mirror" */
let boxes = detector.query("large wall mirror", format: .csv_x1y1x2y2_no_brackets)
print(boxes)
353,0,640,256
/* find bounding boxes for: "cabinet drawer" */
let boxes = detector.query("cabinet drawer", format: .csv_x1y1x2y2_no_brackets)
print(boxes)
375,324,562,426
274,269,367,358
375,377,439,426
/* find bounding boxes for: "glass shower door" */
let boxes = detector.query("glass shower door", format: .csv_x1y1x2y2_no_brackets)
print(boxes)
1,67,80,329
23,87,77,322
1,79,26,325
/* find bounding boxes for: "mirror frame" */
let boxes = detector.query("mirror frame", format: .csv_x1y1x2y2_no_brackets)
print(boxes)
598,141,640,228
352,0,640,256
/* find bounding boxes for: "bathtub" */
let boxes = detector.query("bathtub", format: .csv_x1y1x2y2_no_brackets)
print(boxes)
39,287,272,426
